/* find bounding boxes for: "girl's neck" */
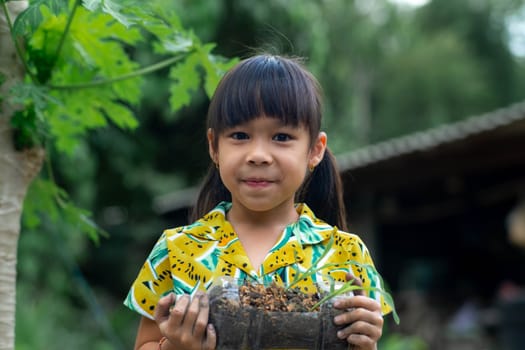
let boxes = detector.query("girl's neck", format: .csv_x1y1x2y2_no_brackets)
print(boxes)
226,200,299,231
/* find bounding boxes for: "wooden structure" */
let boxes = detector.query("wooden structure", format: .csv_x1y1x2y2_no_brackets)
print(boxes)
337,101,525,348
337,101,525,299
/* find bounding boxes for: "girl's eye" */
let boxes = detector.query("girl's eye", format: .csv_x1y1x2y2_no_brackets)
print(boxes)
273,133,292,142
230,132,249,140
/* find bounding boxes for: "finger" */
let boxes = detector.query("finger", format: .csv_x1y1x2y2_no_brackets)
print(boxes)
154,293,176,324
345,332,378,348
346,273,364,296
202,324,217,350
347,295,382,312
334,293,380,311
339,318,383,344
334,297,383,324
178,293,201,334
169,294,191,327
193,294,210,337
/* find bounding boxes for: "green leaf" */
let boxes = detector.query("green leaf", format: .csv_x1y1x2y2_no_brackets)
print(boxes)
46,86,138,154
199,45,239,98
22,178,106,244
26,4,68,83
12,0,68,36
168,53,201,111
9,82,58,111
103,100,138,129
22,179,66,227
62,201,107,245
82,0,142,27
287,232,335,290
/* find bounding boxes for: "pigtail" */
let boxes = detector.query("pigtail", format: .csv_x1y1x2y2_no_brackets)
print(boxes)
190,165,231,222
298,148,348,231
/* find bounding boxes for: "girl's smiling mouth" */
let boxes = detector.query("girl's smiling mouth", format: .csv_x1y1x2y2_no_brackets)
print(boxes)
243,178,274,187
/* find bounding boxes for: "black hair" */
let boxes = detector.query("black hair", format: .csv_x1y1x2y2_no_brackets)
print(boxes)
190,54,347,230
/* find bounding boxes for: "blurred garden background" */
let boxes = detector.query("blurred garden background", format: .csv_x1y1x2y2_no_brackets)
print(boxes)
2,0,525,349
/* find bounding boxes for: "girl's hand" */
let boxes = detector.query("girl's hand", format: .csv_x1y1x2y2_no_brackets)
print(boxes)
154,292,216,350
333,274,383,350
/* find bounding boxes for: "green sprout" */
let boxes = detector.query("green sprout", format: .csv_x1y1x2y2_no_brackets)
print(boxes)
286,231,400,324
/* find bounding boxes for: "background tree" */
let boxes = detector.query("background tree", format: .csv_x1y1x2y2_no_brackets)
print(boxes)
0,0,235,349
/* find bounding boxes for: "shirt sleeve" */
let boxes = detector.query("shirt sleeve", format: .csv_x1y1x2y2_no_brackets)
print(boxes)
346,233,393,316
123,232,174,319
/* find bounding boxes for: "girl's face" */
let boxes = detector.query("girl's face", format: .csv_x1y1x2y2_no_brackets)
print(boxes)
208,116,326,215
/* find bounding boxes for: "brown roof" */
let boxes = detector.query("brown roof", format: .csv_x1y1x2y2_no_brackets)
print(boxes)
336,101,525,172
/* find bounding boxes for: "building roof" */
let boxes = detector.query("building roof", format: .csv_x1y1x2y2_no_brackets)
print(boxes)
336,100,525,172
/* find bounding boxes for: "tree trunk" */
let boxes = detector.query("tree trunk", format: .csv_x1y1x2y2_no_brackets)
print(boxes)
0,2,44,349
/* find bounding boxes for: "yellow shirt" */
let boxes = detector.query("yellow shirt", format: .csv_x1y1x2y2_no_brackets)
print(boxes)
124,201,392,318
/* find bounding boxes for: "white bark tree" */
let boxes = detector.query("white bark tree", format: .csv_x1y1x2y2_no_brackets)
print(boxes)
0,1,236,348
0,2,44,349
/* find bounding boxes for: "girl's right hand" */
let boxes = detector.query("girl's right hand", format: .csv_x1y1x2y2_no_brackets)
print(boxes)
154,292,217,350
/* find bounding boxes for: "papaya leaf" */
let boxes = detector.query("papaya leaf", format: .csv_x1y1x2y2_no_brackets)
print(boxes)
22,178,106,244
11,0,68,36
46,86,138,154
22,178,67,228
198,44,239,98
103,100,138,129
82,0,142,27
168,52,200,111
9,82,57,112
61,200,107,245
26,4,68,83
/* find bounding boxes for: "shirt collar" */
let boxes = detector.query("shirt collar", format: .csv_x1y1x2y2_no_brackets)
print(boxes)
182,201,334,246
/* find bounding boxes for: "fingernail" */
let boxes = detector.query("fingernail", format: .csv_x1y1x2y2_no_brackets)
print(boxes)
199,295,209,307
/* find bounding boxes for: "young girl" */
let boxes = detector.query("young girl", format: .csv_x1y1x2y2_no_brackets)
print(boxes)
125,54,391,350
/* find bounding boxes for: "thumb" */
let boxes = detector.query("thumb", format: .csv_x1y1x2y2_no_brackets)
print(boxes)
345,273,364,296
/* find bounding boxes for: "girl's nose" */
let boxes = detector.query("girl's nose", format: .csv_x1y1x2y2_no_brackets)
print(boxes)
246,141,272,165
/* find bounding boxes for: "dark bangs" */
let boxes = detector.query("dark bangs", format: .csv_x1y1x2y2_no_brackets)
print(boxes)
207,55,322,144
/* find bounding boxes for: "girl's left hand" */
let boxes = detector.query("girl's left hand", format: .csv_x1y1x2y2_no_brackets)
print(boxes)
332,274,384,350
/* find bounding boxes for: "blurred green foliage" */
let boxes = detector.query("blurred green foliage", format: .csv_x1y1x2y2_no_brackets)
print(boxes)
10,0,525,348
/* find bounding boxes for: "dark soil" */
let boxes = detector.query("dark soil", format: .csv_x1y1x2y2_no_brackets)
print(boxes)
238,282,321,312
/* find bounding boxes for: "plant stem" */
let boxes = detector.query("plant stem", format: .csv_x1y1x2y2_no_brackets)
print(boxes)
48,0,81,78
0,0,37,82
48,53,189,90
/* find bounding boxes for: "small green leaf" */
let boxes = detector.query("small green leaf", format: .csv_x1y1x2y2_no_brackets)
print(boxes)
82,0,142,27
62,202,107,245
168,53,200,111
12,0,68,36
103,101,138,129
9,82,58,112
22,178,106,244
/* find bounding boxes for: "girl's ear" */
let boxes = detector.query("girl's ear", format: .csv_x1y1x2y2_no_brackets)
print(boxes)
309,132,327,168
207,128,218,163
